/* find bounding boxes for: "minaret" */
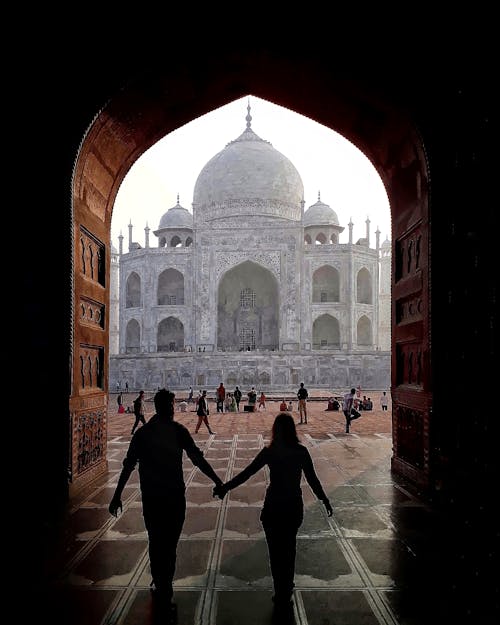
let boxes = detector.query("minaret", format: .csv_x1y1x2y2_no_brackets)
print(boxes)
118,231,123,256
128,220,133,252
366,216,370,247
145,222,150,248
348,218,353,244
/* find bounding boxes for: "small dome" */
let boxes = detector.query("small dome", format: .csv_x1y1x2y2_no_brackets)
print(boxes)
158,196,193,230
381,236,391,249
304,193,339,227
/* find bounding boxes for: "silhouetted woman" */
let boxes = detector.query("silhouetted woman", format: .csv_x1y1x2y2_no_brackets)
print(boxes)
214,412,333,614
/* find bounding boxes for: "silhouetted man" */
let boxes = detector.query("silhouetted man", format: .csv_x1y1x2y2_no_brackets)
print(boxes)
109,388,223,620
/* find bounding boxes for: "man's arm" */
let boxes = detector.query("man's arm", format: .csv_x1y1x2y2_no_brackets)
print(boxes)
179,426,222,485
214,449,267,499
109,439,139,516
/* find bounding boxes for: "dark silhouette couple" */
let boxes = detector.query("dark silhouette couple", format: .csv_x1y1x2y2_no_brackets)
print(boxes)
109,388,333,623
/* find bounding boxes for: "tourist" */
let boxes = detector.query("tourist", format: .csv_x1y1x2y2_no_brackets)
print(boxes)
109,389,222,620
380,391,389,411
213,412,333,616
131,390,147,435
342,387,361,433
195,390,215,435
234,386,242,411
297,382,308,424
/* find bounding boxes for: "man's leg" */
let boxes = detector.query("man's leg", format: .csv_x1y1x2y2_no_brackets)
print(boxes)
131,416,139,435
343,410,350,433
143,496,185,606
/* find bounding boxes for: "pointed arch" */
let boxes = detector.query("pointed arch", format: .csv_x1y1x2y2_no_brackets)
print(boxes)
157,316,184,352
312,265,340,302
357,315,372,346
126,272,141,308
218,260,279,351
158,268,185,305
125,319,141,353
357,267,373,304
312,313,340,349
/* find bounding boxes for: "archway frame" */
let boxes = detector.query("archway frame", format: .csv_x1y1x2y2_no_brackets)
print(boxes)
71,56,430,495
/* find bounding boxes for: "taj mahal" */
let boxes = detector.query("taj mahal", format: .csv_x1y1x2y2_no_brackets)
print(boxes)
109,104,391,392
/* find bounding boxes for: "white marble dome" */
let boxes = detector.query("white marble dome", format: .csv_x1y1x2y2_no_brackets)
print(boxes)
193,105,304,222
158,198,193,230
304,194,340,227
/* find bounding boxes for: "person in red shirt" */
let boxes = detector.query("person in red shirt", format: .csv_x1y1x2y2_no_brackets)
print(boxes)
216,382,226,412
258,392,266,409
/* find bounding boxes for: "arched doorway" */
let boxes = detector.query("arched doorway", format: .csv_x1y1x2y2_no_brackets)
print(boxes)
217,261,279,351
71,57,430,497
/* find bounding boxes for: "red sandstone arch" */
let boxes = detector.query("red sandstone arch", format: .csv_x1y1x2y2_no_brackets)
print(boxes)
71,57,430,495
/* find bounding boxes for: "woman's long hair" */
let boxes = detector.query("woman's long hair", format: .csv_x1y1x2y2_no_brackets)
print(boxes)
270,412,299,446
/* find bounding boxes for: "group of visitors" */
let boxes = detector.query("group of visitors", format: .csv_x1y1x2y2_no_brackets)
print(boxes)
121,385,390,442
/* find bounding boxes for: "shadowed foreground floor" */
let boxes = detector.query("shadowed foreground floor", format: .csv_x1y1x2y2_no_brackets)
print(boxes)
40,392,496,624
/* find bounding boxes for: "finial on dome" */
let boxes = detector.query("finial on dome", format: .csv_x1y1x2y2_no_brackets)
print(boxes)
246,99,252,129
176,193,180,206
318,191,321,202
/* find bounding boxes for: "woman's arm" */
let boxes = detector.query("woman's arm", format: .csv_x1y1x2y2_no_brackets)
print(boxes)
214,448,268,498
302,448,333,515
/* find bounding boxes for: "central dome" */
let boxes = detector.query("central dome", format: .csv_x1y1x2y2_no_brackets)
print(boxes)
193,104,304,223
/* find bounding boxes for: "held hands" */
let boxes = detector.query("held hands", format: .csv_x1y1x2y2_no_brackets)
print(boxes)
109,496,123,517
323,499,333,517
213,482,229,500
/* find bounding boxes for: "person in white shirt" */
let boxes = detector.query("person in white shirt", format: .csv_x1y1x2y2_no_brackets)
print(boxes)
342,388,361,433
380,391,389,411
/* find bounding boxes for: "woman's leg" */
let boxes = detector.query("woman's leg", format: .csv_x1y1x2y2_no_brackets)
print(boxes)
264,523,298,604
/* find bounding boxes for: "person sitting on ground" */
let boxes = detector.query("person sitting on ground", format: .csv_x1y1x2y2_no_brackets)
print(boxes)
287,401,293,412
178,399,188,412
325,397,340,411
279,398,287,411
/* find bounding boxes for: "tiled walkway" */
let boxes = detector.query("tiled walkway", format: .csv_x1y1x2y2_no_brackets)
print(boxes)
43,393,493,624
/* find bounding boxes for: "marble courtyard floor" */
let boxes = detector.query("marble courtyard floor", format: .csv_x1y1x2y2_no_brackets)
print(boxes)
41,392,493,624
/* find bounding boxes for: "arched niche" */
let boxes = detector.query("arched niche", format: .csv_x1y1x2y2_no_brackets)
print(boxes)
217,260,279,351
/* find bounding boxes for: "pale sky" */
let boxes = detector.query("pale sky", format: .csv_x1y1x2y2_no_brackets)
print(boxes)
111,95,391,249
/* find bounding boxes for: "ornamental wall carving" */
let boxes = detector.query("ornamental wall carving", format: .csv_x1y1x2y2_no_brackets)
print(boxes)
215,250,281,282
197,198,301,222
310,259,342,272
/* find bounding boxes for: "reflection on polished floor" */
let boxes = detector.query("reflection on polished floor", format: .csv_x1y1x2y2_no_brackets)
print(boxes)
42,395,495,624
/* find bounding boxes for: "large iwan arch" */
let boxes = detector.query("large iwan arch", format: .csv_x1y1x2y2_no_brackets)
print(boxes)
217,261,279,351
70,56,433,500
